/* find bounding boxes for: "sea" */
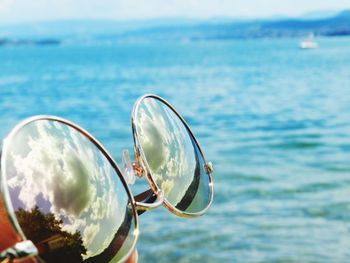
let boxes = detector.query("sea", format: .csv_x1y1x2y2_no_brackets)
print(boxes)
1,37,350,262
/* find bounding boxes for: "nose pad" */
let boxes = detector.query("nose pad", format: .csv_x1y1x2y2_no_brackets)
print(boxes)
122,149,136,185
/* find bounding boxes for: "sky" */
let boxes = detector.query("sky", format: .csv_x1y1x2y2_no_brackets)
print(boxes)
7,120,132,259
0,0,350,24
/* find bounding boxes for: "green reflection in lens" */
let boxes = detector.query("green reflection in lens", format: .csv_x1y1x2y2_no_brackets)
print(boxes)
135,98,211,214
4,119,136,262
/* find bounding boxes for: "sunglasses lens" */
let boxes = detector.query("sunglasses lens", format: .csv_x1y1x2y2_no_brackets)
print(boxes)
134,98,212,215
3,119,137,262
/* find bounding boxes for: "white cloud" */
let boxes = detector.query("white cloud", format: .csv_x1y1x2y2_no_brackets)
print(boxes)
8,120,97,217
62,217,87,235
135,98,196,206
83,223,100,249
6,120,132,258
91,196,106,221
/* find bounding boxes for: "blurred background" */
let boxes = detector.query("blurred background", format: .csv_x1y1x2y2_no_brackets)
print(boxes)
1,1,350,262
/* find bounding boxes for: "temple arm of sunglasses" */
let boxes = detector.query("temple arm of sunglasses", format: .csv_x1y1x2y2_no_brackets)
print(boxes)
134,189,164,215
0,240,38,261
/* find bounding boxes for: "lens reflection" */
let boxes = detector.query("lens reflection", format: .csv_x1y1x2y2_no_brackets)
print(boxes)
4,119,136,262
134,98,211,214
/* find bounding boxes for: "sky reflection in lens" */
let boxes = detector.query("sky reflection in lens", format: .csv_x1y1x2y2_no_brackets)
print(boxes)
4,120,136,262
134,98,211,214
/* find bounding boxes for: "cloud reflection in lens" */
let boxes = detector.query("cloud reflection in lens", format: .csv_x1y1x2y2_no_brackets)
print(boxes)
4,119,136,262
134,98,211,214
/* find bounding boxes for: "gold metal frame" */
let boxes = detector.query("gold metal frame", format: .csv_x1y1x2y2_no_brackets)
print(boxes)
131,94,214,218
0,94,214,261
0,116,142,263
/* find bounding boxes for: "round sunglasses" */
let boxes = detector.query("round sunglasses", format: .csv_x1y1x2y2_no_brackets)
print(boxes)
0,94,214,263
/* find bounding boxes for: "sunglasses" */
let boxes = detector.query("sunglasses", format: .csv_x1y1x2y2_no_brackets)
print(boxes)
0,94,214,263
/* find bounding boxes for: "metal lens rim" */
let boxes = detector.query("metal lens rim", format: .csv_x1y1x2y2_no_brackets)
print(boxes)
131,94,214,218
0,115,139,262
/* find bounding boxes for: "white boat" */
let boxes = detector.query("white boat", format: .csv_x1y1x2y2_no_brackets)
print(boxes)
299,33,318,49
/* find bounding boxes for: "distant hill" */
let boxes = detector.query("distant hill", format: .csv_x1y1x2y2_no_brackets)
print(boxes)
0,10,349,45
298,10,342,20
120,9,350,40
260,10,350,37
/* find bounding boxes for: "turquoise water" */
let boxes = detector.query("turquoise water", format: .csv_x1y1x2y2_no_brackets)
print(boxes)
1,37,350,262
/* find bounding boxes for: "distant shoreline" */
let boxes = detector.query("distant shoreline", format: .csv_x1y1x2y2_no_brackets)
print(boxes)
0,38,61,47
0,10,349,44
1,34,350,47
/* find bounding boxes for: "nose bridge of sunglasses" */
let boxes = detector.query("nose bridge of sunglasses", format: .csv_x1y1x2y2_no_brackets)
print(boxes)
122,149,144,185
121,149,165,213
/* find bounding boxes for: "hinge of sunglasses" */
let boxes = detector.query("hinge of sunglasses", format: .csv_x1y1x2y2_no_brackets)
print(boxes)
204,162,214,174
122,149,143,185
0,240,38,261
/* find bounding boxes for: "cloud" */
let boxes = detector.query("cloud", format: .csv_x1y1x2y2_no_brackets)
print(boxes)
83,223,100,249
91,196,107,221
61,217,87,235
135,98,197,206
6,120,133,258
8,120,97,217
